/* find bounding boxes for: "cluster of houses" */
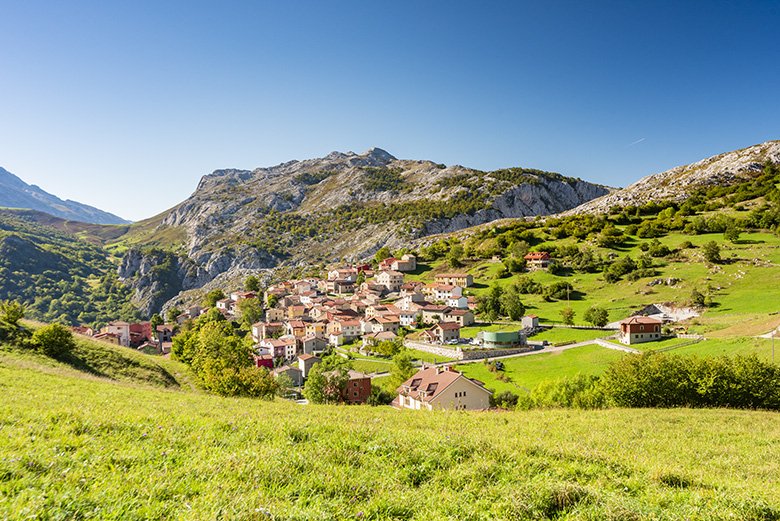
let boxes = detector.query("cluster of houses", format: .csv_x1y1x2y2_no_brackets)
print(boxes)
73,321,176,355
248,256,477,366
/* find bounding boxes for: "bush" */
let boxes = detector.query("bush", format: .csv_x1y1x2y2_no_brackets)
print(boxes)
32,323,76,358
491,390,519,409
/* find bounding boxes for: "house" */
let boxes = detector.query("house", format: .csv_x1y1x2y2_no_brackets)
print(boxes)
524,251,552,270
272,365,303,387
266,308,286,322
420,305,452,324
324,370,371,404
327,319,362,346
521,315,539,329
326,279,355,295
396,366,491,411
443,309,475,327
431,284,462,302
252,354,274,369
362,330,398,349
286,320,308,339
216,298,235,314
379,254,417,272
360,316,400,335
93,332,122,345
287,305,307,320
305,321,327,339
297,354,321,378
258,336,298,361
423,322,461,344
434,273,473,288
385,305,416,328
301,334,328,355
252,321,284,343
103,321,130,347
129,322,153,347
72,325,94,336
375,270,404,293
155,324,174,343
619,316,663,345
327,267,358,282
446,296,469,309
230,290,257,302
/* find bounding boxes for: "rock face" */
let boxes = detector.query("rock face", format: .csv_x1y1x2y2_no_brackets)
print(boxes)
117,147,610,313
0,167,129,225
567,140,780,215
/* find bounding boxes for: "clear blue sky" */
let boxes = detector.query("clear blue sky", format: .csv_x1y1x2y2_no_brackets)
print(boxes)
1,1,778,221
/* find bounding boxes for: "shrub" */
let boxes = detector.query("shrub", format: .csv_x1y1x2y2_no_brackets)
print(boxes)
32,323,76,358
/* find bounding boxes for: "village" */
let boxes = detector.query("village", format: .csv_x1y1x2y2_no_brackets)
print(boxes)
77,251,671,411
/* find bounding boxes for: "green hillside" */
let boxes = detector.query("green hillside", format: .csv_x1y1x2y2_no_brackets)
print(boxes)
1,345,779,520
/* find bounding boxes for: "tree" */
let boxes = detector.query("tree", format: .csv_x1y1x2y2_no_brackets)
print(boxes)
702,241,721,263
237,298,263,328
0,299,26,341
302,364,350,404
724,224,741,243
245,275,260,292
150,313,163,332
32,323,76,358
478,284,504,321
500,284,526,321
560,307,576,325
389,351,416,389
166,307,182,324
203,289,226,308
446,244,465,268
583,306,609,327
690,289,706,307
374,246,392,265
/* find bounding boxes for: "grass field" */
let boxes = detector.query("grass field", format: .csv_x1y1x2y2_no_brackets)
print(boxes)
2,348,780,520
458,345,627,394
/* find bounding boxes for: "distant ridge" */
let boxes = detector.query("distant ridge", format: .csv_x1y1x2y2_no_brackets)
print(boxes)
0,166,129,225
567,140,780,214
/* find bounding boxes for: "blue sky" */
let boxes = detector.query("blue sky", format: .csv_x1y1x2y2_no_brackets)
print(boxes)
1,1,779,221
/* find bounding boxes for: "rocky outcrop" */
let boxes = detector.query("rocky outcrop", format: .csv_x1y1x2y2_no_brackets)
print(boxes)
567,140,780,215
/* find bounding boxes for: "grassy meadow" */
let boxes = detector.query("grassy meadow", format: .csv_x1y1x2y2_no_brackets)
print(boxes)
1,347,780,520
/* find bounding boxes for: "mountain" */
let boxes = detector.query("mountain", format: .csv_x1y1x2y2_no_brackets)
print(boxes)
567,140,780,215
114,148,611,314
0,167,130,225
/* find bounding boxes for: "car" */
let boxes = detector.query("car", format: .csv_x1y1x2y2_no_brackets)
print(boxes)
447,339,459,345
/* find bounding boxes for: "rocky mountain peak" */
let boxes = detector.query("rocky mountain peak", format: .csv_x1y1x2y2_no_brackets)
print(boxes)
363,147,396,163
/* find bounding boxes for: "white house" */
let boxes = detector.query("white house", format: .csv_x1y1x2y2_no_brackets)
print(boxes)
396,366,492,411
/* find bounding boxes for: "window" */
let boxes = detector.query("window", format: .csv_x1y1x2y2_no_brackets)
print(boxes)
353,392,358,397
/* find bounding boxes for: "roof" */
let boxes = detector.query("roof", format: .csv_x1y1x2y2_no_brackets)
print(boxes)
435,273,469,278
524,251,551,260
298,354,319,361
436,322,461,331
620,316,663,325
398,367,490,402
378,270,403,277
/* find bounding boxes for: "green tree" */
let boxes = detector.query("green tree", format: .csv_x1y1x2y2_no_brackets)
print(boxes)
500,284,526,321
446,244,465,268
478,284,504,321
203,289,226,308
724,224,741,243
244,275,260,292
150,313,163,332
302,364,350,404
166,307,182,324
389,351,416,389
702,241,721,263
32,323,76,358
0,300,26,342
560,307,576,326
583,306,609,327
237,298,263,328
374,246,392,265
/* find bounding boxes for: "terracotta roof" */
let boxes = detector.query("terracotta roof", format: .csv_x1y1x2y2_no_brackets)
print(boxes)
298,354,318,361
524,252,551,260
436,273,469,278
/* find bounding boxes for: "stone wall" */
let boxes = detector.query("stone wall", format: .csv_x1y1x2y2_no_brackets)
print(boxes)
404,340,532,361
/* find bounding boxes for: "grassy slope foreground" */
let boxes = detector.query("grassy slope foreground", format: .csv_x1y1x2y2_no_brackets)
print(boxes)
1,350,779,520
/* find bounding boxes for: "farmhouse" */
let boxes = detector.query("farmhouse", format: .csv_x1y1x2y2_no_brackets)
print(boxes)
524,251,552,270
422,322,461,344
619,316,663,345
396,366,491,411
434,273,473,287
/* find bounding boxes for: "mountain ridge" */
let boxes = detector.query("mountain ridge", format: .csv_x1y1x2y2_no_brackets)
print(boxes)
0,166,130,225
